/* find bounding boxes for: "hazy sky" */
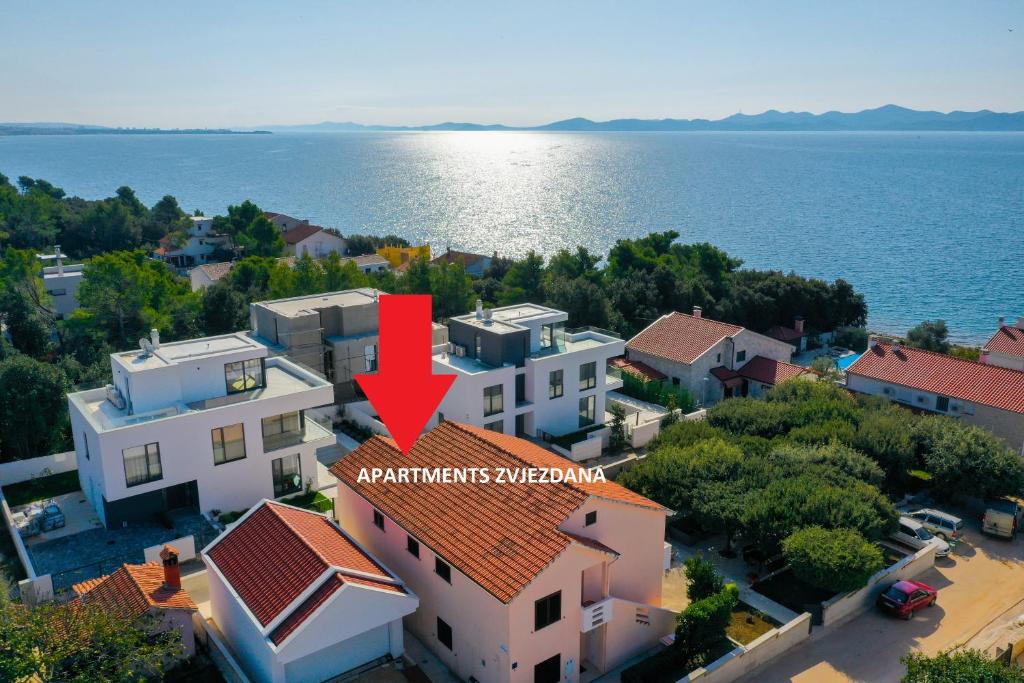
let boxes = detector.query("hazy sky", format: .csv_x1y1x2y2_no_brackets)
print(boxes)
2,1,1021,127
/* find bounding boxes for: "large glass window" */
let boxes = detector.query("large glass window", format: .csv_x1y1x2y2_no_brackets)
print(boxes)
271,454,302,497
123,443,162,487
535,591,562,631
579,395,596,427
549,370,564,398
483,384,503,417
484,420,503,434
262,411,301,437
212,423,246,465
540,323,554,349
364,344,378,372
225,358,265,394
579,361,597,391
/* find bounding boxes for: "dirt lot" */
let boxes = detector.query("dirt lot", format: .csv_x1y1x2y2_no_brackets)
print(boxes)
739,515,1024,682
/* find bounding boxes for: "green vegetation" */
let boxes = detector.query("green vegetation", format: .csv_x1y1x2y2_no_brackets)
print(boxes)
782,526,884,593
620,372,695,411
1,471,80,507
905,319,950,353
902,649,1024,683
282,490,333,514
834,326,869,352
727,606,777,645
684,555,724,601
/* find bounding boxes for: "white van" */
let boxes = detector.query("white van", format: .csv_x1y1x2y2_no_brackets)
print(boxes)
891,516,950,557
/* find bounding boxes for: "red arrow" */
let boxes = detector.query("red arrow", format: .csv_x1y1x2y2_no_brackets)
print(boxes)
355,294,456,454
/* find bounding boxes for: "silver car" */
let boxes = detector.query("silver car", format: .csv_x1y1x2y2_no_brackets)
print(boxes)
906,508,965,541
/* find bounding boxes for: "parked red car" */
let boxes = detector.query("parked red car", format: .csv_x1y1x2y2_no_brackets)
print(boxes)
876,580,937,619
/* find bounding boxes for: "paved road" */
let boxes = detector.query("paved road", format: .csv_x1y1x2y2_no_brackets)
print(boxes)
742,521,1024,682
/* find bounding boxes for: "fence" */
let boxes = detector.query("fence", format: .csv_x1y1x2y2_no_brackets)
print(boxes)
680,612,813,683
0,451,77,486
819,543,936,627
1,485,40,601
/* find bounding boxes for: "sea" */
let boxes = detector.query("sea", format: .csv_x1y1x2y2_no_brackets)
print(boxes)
1,131,1021,343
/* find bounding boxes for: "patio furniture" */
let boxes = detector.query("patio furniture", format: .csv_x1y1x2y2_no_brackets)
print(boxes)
14,510,40,538
39,502,66,532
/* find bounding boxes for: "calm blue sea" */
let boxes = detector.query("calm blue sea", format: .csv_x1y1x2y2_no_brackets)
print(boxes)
1,131,1021,343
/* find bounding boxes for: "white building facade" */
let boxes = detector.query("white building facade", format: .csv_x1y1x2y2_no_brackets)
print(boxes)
67,331,334,527
156,216,232,272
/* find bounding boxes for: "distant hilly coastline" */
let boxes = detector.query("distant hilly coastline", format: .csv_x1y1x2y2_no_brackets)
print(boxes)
257,105,1024,132
5,106,1024,135
0,123,270,136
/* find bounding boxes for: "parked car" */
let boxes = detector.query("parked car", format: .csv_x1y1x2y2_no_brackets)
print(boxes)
982,498,1021,539
906,508,965,541
876,580,937,619
891,516,950,557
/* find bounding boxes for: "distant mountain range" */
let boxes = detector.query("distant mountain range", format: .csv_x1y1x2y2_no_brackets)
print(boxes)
0,122,270,136
4,106,1024,135
257,105,1024,132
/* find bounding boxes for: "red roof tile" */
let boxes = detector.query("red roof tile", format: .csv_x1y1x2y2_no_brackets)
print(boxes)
628,312,743,365
739,356,812,385
431,250,489,268
985,326,1024,358
269,573,344,645
282,224,323,245
330,422,663,604
72,563,196,620
610,356,667,382
848,342,1024,415
766,325,803,343
206,501,403,628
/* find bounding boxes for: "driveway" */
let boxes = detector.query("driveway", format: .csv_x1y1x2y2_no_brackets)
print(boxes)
738,517,1024,682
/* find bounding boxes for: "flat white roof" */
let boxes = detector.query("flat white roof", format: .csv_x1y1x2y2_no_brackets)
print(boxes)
255,288,380,318
453,303,565,334
114,332,264,371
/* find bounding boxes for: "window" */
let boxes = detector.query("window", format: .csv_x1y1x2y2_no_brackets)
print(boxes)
83,432,89,460
585,511,597,526
123,443,162,487
435,557,452,583
736,350,747,363
438,412,445,423
672,377,680,386
475,333,482,359
364,344,378,372
483,384,503,416
262,411,301,438
579,362,597,390
540,323,554,349
515,373,526,404
549,370,564,398
373,509,385,530
579,395,596,427
271,454,302,497
535,591,562,631
485,420,503,434
935,395,950,412
437,617,453,650
716,352,721,363
225,358,264,394
407,535,420,558
212,423,246,465
534,654,561,683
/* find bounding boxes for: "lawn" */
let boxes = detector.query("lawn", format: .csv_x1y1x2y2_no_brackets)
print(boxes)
752,569,835,613
1,471,80,508
728,604,778,644
282,490,333,514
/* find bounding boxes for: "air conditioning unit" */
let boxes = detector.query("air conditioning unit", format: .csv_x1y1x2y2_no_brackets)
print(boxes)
105,384,126,410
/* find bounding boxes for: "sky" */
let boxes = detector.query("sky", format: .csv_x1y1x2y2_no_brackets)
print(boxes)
1,1,1022,128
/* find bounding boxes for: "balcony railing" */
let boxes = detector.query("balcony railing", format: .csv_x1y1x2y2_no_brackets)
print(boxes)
581,597,614,632
262,415,334,453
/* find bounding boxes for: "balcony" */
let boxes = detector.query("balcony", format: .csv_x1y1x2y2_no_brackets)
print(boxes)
262,414,334,453
581,597,614,632
605,367,624,391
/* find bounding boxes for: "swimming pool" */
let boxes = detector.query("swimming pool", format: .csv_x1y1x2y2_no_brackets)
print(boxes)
836,353,862,372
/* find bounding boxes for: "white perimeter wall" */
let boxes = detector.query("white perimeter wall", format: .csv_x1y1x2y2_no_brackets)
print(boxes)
0,451,77,486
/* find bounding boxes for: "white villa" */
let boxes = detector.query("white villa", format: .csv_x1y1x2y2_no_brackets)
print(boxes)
67,330,334,527
155,216,232,273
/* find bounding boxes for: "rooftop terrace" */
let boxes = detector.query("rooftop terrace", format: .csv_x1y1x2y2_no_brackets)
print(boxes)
254,288,380,318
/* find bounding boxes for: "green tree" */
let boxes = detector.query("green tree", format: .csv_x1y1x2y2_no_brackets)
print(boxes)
906,320,951,353
0,355,70,461
683,555,724,602
201,281,248,335
0,287,50,357
608,402,627,451
429,260,475,319
902,649,1024,683
500,250,545,303
915,416,1024,500
237,214,285,257
398,256,432,295
291,253,324,295
783,526,884,593
674,584,739,667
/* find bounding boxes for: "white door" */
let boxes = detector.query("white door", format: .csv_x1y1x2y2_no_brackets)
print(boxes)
283,624,390,683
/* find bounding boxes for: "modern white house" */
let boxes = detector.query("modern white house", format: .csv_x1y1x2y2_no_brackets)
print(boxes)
204,500,418,683
38,247,84,319
155,216,232,273
332,422,676,683
67,330,335,527
624,307,805,406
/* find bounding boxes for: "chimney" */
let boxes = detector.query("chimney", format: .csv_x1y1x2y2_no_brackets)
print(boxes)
150,328,160,349
55,244,64,276
160,545,181,590
1017,317,1024,331
475,299,484,320
693,306,702,318
998,316,1005,328
794,316,805,334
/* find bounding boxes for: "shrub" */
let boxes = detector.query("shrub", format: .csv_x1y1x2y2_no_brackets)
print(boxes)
675,584,740,664
914,416,1024,500
834,327,868,352
684,555,724,602
787,419,856,447
708,398,790,438
852,407,918,482
902,649,1024,683
649,419,723,450
782,526,884,593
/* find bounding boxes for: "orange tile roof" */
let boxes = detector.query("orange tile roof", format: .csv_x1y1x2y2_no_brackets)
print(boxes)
627,312,743,365
985,326,1024,358
330,422,663,603
72,563,196,620
766,325,803,343
282,223,323,245
610,356,667,382
848,342,1024,414
206,501,403,628
738,356,812,385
